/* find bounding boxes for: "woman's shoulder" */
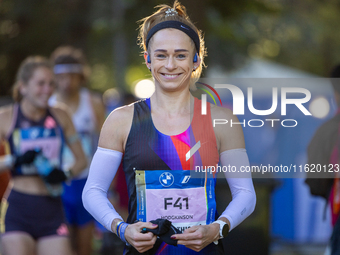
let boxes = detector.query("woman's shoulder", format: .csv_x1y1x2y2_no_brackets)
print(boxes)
49,103,71,119
105,103,135,127
99,103,135,151
0,104,15,125
0,104,14,116
49,103,73,129
0,104,14,139
209,104,245,151
210,104,234,120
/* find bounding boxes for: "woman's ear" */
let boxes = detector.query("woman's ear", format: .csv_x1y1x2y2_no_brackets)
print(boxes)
144,52,151,71
18,80,27,96
193,54,201,71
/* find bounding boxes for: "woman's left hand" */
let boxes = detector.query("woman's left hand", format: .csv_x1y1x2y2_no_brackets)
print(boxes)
171,223,220,252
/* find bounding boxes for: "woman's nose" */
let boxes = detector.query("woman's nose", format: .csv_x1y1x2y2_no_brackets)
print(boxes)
165,56,176,70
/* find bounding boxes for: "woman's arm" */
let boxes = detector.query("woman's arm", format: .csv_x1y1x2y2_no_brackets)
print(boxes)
51,106,87,176
218,149,256,230
174,106,256,252
82,146,124,229
82,105,157,253
0,106,14,173
213,107,256,230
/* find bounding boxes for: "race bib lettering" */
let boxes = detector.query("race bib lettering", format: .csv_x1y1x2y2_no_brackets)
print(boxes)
136,170,216,231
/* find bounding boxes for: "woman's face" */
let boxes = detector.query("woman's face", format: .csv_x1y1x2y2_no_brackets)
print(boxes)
55,72,82,95
147,28,199,92
20,66,55,109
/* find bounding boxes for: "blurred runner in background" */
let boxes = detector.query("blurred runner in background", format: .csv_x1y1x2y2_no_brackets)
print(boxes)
0,56,86,255
307,64,340,255
49,46,105,255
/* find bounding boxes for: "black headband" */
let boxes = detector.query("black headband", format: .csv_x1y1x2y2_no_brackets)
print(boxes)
146,20,200,53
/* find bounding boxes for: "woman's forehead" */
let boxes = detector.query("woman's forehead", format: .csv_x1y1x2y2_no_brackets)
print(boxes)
149,28,194,51
32,66,51,77
29,67,52,81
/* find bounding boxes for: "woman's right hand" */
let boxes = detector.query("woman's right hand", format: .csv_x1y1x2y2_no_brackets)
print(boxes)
125,221,158,253
14,149,40,167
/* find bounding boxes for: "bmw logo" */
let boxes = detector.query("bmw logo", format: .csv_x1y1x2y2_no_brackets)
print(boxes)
159,172,174,187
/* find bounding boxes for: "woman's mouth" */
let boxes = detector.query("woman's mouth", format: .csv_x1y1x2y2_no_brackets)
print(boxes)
161,73,181,79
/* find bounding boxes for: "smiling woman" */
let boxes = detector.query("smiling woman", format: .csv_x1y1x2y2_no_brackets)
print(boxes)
139,3,206,91
146,29,197,93
82,1,256,255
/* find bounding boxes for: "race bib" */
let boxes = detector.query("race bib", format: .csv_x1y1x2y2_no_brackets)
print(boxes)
135,170,216,232
13,127,62,175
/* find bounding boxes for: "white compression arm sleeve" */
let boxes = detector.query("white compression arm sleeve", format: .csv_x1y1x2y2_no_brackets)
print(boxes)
219,148,256,231
82,147,124,232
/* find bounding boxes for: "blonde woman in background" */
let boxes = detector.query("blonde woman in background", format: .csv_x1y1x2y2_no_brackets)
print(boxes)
0,56,86,255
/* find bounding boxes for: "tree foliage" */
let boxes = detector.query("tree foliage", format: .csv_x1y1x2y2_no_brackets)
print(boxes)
0,0,339,96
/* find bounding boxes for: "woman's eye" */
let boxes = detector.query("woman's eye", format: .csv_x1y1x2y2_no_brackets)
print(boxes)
177,54,186,59
156,54,166,58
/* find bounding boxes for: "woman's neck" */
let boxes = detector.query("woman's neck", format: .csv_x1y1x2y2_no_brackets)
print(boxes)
20,99,47,121
150,89,193,116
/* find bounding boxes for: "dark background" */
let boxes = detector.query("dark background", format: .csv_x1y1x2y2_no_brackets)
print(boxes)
1,0,339,96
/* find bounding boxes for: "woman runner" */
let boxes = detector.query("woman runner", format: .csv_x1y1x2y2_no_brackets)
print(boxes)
83,1,256,254
0,56,86,255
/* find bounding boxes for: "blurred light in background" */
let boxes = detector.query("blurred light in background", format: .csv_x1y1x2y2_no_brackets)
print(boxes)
0,20,19,38
263,39,280,57
134,79,155,99
309,97,330,119
125,66,147,92
102,88,121,107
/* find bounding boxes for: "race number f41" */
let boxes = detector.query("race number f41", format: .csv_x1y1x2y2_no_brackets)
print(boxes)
164,197,189,210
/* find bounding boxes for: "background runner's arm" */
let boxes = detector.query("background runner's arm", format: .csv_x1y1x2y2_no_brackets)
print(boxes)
53,107,87,177
82,147,124,232
219,148,256,231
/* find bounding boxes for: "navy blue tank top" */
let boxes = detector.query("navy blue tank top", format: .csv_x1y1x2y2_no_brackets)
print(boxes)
123,98,222,255
7,104,65,176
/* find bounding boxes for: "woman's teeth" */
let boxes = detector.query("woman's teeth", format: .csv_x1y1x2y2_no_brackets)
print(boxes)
164,74,178,78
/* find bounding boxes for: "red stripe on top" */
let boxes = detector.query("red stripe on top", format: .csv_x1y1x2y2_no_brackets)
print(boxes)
191,97,219,173
171,135,191,170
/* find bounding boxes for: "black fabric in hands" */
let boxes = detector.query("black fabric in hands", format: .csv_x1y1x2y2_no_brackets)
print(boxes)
14,150,39,167
141,219,182,246
43,168,67,184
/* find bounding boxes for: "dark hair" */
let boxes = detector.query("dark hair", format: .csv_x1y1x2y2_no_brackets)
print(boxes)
12,56,52,102
50,45,90,80
138,1,206,87
331,64,340,94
